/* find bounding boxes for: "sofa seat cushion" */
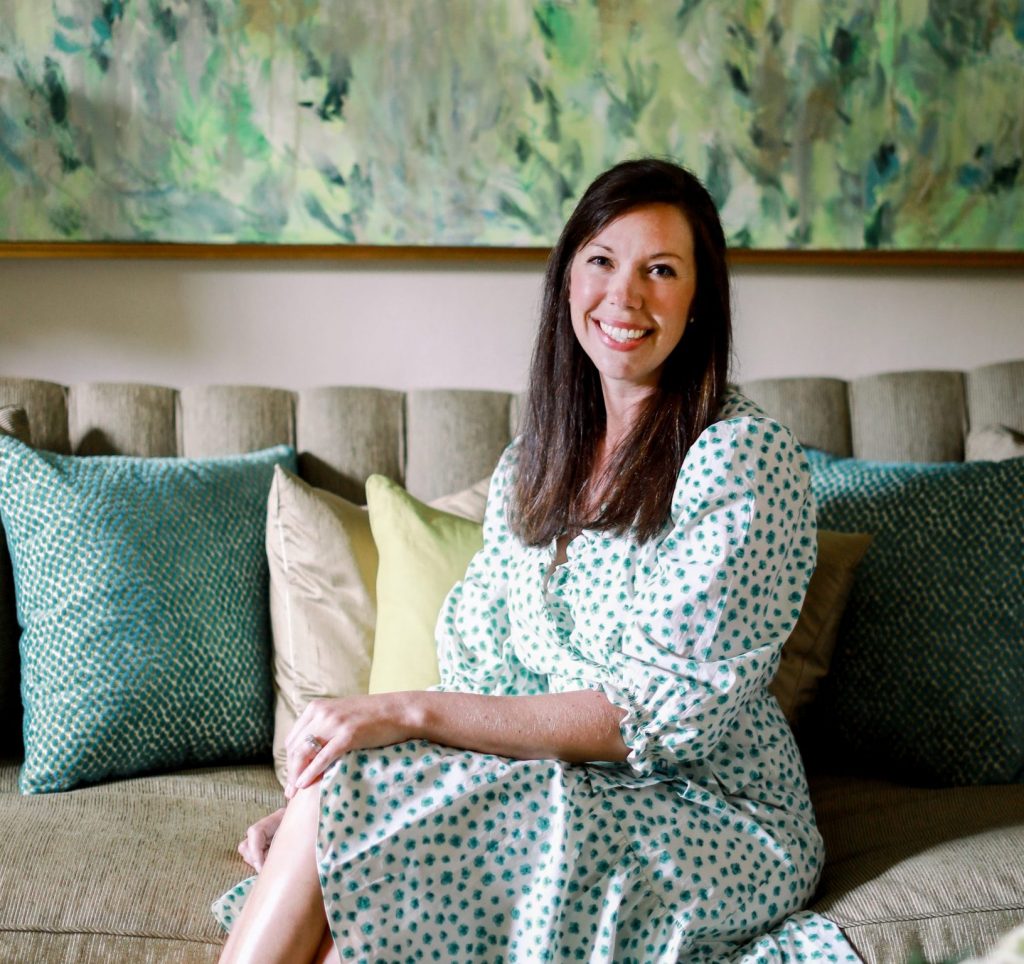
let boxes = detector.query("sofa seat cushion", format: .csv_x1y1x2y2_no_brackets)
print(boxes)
808,774,1024,964
0,760,280,962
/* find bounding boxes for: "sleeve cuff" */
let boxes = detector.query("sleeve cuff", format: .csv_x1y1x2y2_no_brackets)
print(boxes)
600,678,656,778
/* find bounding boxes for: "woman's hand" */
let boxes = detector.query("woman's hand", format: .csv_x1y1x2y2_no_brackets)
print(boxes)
284,693,417,798
237,807,285,872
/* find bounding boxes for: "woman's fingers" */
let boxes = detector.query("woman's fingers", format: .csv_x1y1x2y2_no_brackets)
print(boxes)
246,823,268,872
237,808,286,871
286,730,327,788
285,702,318,753
294,739,339,790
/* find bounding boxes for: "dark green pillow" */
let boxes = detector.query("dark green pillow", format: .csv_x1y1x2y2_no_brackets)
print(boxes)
806,449,1024,786
0,436,296,793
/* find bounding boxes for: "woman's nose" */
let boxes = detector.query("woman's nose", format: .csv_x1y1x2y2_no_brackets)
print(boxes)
607,269,641,309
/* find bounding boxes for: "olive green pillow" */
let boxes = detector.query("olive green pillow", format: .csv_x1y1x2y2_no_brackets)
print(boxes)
768,530,873,728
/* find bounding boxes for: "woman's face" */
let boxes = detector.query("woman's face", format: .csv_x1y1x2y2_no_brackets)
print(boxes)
568,203,697,395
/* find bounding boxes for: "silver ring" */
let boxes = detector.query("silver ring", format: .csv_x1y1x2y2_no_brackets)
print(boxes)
304,734,324,752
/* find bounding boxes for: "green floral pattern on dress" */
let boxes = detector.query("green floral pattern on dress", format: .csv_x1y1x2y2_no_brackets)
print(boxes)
213,392,862,963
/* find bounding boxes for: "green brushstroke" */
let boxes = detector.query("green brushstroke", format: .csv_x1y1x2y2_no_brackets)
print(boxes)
0,0,1020,249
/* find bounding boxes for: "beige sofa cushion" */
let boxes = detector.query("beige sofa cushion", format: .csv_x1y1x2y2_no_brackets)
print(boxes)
0,761,280,962
809,774,1024,964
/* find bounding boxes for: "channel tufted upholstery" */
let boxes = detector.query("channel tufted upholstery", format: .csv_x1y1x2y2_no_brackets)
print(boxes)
0,361,1022,963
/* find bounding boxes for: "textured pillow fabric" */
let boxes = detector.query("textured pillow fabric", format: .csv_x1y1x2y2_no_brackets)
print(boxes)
966,424,1024,461
0,436,295,793
267,472,491,785
366,475,484,694
0,407,29,759
769,529,873,728
806,448,1024,786
267,467,376,785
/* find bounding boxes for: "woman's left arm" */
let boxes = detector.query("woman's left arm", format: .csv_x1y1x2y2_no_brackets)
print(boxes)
286,689,627,796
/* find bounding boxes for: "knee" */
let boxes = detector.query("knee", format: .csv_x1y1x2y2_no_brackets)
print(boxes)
287,779,323,814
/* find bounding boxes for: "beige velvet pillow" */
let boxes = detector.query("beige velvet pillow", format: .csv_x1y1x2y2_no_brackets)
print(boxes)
965,424,1024,461
267,468,491,785
769,529,873,728
428,475,491,521
267,467,377,784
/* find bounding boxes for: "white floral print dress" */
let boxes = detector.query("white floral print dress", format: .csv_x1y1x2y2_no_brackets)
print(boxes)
213,391,862,963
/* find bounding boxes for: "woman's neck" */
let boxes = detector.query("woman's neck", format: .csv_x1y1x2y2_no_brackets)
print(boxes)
601,380,654,443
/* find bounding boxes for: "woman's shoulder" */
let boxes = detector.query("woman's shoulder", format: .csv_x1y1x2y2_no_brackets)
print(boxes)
696,386,801,449
668,388,810,513
712,386,775,426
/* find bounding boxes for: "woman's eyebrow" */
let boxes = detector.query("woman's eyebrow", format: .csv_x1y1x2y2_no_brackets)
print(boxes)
586,242,684,261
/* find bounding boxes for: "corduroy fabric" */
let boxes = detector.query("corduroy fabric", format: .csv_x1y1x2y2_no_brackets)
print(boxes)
809,774,1024,963
404,389,513,501
966,360,1024,434
0,377,70,453
178,385,295,458
509,390,527,438
68,383,178,456
741,376,853,456
0,932,220,964
849,370,966,462
296,386,405,503
0,761,279,956
0,406,30,445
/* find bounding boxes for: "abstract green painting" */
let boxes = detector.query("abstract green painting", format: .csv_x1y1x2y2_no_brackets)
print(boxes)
1,0,1021,250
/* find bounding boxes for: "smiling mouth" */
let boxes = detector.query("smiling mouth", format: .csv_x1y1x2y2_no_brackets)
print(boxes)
597,320,651,344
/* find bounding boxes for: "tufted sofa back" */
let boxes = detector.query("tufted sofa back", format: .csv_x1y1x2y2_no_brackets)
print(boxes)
1,361,1022,757
3,361,1022,494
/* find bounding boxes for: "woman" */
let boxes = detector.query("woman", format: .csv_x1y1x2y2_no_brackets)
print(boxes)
214,159,860,963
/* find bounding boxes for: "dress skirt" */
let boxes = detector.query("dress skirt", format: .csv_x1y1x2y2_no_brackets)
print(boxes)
213,740,860,963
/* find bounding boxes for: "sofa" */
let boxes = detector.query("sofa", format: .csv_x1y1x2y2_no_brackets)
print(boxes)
0,363,1021,964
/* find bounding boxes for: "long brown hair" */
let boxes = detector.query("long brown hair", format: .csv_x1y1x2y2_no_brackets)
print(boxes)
512,158,732,546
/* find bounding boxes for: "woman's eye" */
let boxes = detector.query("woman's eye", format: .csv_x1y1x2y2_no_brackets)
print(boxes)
650,263,677,278
587,255,611,267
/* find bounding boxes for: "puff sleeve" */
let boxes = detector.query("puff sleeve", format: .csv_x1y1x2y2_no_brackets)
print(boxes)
433,444,548,696
601,416,817,779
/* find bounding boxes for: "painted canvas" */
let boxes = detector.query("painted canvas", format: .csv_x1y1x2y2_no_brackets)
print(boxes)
1,0,1021,250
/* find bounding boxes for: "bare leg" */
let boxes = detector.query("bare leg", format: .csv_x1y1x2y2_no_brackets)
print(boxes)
219,782,328,964
314,927,341,964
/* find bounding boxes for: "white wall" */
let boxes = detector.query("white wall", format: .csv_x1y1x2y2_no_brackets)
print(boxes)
1,258,1022,391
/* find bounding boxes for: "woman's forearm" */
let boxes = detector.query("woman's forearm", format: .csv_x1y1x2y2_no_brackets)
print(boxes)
286,689,629,794
404,689,629,764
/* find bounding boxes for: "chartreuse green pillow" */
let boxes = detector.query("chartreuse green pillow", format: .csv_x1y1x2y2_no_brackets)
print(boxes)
365,475,483,694
0,436,296,794
806,449,1024,786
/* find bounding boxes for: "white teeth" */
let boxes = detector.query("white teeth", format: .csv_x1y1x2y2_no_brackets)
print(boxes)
599,321,648,343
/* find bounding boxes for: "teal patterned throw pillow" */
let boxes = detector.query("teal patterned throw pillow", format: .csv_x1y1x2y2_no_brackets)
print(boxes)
806,450,1024,786
0,437,296,794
